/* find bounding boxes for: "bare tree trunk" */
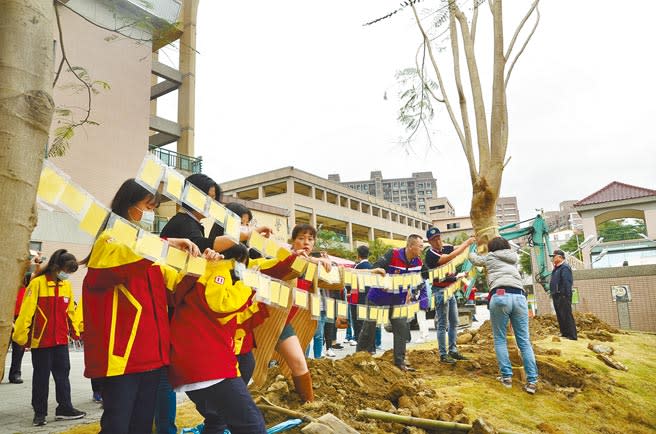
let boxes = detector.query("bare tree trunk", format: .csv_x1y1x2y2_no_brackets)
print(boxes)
0,0,54,380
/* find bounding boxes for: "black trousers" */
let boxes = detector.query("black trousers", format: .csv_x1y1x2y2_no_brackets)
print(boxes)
100,368,161,434
349,304,363,340
356,306,408,366
31,345,74,417
324,321,336,350
9,339,25,380
553,293,577,340
237,351,255,385
187,378,266,434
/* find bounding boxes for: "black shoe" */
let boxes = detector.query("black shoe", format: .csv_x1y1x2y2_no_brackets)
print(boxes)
449,351,468,361
332,343,344,350
55,408,86,420
9,376,23,384
440,354,456,364
33,415,47,426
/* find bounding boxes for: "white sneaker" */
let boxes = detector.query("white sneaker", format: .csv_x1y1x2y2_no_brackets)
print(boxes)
326,348,336,357
349,340,358,346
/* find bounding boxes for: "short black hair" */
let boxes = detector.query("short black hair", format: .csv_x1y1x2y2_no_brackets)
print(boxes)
488,236,510,252
183,173,221,211
226,202,252,223
291,223,316,240
357,245,369,259
111,179,159,220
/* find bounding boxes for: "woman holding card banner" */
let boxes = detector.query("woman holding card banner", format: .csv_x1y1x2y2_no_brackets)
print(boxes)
81,179,207,434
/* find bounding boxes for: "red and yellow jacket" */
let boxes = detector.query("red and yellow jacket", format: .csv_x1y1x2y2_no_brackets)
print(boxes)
82,232,178,379
13,275,79,349
168,260,256,388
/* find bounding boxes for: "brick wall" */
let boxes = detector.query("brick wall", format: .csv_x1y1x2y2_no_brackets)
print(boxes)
535,265,656,332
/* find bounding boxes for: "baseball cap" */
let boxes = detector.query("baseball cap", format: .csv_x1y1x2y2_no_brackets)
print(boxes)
426,227,441,240
549,249,566,258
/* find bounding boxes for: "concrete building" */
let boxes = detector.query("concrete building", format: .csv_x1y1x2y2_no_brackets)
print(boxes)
496,196,520,226
30,0,193,296
329,171,438,214
221,167,433,248
431,216,474,240
426,197,456,220
544,200,583,232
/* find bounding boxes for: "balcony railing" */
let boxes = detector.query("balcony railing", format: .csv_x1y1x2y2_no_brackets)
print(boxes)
150,147,202,174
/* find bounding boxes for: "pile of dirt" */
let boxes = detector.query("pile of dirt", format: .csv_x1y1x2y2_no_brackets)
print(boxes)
473,312,620,343
252,351,475,433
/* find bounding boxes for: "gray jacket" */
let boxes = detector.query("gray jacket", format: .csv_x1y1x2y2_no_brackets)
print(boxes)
469,249,523,290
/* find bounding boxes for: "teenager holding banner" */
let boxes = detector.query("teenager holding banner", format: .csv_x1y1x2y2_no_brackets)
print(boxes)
81,179,206,434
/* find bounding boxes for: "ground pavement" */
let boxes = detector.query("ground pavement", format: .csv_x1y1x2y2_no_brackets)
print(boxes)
1,306,488,433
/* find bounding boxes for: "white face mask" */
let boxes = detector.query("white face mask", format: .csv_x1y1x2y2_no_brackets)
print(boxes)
57,272,70,281
140,210,155,226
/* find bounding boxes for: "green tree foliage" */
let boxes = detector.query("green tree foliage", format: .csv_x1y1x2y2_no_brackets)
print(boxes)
367,238,394,263
559,233,585,261
597,219,646,242
316,230,356,261
444,231,471,246
519,249,533,276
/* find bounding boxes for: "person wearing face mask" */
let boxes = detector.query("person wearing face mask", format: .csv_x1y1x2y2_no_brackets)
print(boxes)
13,249,86,427
81,179,205,434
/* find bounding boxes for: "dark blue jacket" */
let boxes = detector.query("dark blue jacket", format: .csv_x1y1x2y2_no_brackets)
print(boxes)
549,262,573,296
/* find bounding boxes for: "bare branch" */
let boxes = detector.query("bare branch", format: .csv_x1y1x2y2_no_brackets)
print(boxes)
449,6,477,181
489,0,509,168
409,3,468,153
505,6,540,88
452,2,492,173
471,0,480,43
53,4,65,87
505,0,539,60
415,43,444,103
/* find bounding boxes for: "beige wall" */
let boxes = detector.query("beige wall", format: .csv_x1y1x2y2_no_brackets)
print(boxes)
534,265,656,332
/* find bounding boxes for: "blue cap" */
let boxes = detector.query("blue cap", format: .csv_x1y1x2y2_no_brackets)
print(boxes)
426,227,441,240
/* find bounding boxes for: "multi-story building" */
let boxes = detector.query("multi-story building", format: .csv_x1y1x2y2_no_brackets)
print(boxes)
426,197,456,220
544,200,583,232
30,0,196,296
222,167,433,248
431,216,474,239
328,171,438,214
496,196,520,227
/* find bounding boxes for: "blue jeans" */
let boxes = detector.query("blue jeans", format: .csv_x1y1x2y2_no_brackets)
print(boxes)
489,293,538,384
345,301,354,341
306,311,326,358
435,289,458,356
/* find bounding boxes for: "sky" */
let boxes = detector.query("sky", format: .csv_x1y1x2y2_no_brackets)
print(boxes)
159,0,656,221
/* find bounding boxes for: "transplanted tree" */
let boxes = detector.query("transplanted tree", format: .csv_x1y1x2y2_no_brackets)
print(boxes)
374,0,540,247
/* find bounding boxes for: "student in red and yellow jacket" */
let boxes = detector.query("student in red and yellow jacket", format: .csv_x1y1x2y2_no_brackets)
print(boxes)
81,179,200,434
169,259,267,434
13,249,86,427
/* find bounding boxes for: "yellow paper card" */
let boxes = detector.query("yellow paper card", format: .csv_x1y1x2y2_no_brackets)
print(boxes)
60,184,89,215
278,284,291,308
243,269,260,288
208,201,227,224
225,214,241,240
304,262,317,281
294,289,308,308
183,184,208,213
343,269,352,285
291,256,307,275
264,240,279,258
165,170,184,200
364,274,375,288
166,247,188,269
382,309,389,324
392,275,403,290
37,166,67,204
383,275,393,290
336,301,348,318
186,256,207,276
401,306,408,318
392,306,402,319
357,305,368,320
310,294,321,317
258,275,271,301
402,274,412,289
249,231,266,253
135,233,165,260
138,158,164,189
351,273,359,290
377,308,385,325
108,218,138,248
326,298,335,319
79,202,109,237
411,273,421,287
270,280,281,305
430,295,436,310
368,306,378,321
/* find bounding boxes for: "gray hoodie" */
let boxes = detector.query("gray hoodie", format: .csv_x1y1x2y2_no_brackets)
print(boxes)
469,249,523,290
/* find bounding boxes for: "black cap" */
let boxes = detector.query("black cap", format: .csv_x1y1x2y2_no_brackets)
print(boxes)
426,227,441,240
549,249,566,258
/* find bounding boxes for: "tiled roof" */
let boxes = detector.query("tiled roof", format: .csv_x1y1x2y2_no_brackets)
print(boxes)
574,182,656,207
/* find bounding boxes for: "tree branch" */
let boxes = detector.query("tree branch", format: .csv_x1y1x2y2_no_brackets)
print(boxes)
449,6,477,181
505,0,539,60
452,2,491,174
53,3,65,87
489,0,508,182
415,43,444,103
471,0,480,44
409,3,468,153
505,6,540,88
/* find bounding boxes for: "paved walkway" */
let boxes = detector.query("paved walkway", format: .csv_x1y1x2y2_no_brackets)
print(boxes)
2,306,488,433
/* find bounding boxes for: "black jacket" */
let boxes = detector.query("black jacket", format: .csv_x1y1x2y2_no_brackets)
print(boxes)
549,262,573,296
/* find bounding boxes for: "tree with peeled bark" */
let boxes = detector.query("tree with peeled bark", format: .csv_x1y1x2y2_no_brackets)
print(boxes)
0,0,55,381
392,0,540,246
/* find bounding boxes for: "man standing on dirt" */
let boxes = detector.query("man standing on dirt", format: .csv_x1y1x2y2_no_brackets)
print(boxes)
549,249,577,340
357,235,424,371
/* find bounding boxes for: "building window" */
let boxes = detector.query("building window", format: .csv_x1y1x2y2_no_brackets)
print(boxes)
447,223,461,229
